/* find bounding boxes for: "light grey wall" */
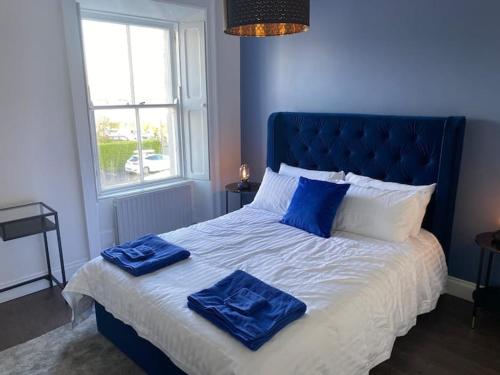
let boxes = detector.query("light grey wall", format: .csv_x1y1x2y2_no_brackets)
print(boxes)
241,0,500,281
0,0,91,302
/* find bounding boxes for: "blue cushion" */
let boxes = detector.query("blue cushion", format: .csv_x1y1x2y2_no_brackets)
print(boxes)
280,177,350,238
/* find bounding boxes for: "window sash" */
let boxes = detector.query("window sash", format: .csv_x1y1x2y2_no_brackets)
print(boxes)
89,105,184,197
80,11,183,196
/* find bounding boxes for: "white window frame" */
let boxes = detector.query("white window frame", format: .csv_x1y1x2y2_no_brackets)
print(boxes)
80,10,186,198
62,0,229,259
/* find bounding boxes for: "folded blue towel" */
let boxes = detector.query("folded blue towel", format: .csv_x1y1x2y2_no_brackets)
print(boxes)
188,270,307,351
122,245,155,261
224,288,268,315
101,234,190,277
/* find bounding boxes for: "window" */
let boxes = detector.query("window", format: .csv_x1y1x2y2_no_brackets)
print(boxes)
80,13,207,195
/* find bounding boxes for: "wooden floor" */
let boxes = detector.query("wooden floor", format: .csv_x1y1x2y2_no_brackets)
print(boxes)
0,287,71,352
0,289,499,374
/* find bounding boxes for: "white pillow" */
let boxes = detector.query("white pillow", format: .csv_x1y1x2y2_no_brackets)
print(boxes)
248,168,298,215
279,163,344,182
345,172,436,236
332,183,420,242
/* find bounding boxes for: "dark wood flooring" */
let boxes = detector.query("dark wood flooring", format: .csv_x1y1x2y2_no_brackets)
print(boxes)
0,287,71,352
0,290,499,374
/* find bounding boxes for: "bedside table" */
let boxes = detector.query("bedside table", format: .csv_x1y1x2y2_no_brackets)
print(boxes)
225,182,260,214
472,232,500,328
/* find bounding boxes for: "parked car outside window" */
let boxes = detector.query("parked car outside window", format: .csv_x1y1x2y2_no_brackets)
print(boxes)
125,154,170,175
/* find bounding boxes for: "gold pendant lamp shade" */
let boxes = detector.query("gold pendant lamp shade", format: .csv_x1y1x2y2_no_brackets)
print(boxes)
224,0,310,37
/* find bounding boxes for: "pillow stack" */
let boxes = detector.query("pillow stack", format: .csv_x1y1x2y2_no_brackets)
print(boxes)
345,172,436,237
250,165,348,238
250,164,344,216
331,184,421,242
248,164,435,243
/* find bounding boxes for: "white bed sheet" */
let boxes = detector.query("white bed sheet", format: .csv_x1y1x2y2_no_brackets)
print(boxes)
63,207,447,375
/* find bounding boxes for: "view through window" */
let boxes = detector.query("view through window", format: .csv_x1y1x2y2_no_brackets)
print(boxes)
81,17,180,193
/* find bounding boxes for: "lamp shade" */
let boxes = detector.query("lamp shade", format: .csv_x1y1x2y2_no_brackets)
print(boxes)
224,0,310,37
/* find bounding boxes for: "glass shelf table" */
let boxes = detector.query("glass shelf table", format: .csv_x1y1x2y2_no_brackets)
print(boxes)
0,202,66,293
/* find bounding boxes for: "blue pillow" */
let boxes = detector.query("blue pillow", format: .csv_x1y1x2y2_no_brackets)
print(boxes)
280,177,350,238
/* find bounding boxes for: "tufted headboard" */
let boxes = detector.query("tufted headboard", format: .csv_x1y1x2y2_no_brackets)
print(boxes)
267,112,466,256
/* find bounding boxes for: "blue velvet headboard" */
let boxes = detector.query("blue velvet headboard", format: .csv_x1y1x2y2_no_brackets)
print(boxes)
267,112,465,256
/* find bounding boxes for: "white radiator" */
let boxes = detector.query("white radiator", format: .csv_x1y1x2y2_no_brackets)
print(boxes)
114,184,193,243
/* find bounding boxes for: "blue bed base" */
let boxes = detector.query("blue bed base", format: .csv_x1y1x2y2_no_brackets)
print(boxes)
95,303,185,374
96,112,466,374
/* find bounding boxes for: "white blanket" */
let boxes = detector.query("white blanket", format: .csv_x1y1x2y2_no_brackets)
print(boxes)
63,207,447,375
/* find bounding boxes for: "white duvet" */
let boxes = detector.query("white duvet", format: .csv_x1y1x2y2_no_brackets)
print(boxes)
63,207,447,375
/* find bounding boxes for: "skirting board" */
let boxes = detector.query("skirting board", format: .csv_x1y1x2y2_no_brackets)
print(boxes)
0,259,87,304
446,276,475,302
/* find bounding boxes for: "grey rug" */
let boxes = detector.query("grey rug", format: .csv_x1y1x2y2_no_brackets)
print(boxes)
0,315,144,375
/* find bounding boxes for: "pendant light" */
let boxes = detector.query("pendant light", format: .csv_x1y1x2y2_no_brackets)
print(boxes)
224,0,310,37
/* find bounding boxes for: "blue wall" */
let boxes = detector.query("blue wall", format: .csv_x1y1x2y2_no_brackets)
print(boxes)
241,0,500,282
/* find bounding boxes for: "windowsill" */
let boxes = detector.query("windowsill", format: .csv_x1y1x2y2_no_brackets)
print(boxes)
97,178,194,201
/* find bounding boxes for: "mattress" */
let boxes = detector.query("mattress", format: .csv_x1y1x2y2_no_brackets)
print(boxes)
63,207,447,375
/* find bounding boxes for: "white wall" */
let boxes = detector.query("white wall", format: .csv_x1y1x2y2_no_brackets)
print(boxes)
0,0,90,302
211,0,242,215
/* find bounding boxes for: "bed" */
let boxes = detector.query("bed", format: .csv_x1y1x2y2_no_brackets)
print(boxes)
63,112,466,375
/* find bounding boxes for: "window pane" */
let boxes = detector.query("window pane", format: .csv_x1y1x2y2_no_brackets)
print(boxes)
130,25,174,104
82,20,132,106
139,108,179,182
94,109,141,190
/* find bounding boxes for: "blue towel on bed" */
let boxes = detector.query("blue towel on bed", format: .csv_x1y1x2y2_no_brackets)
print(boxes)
122,245,155,261
187,270,307,351
224,288,269,315
101,234,190,277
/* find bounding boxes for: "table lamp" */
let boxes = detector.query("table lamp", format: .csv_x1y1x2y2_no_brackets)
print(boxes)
238,163,250,190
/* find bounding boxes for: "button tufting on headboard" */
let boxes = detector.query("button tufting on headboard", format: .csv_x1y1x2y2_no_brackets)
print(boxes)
267,112,466,258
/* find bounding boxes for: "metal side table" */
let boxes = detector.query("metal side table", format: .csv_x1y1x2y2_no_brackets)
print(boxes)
0,202,66,293
472,232,500,328
225,182,261,213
